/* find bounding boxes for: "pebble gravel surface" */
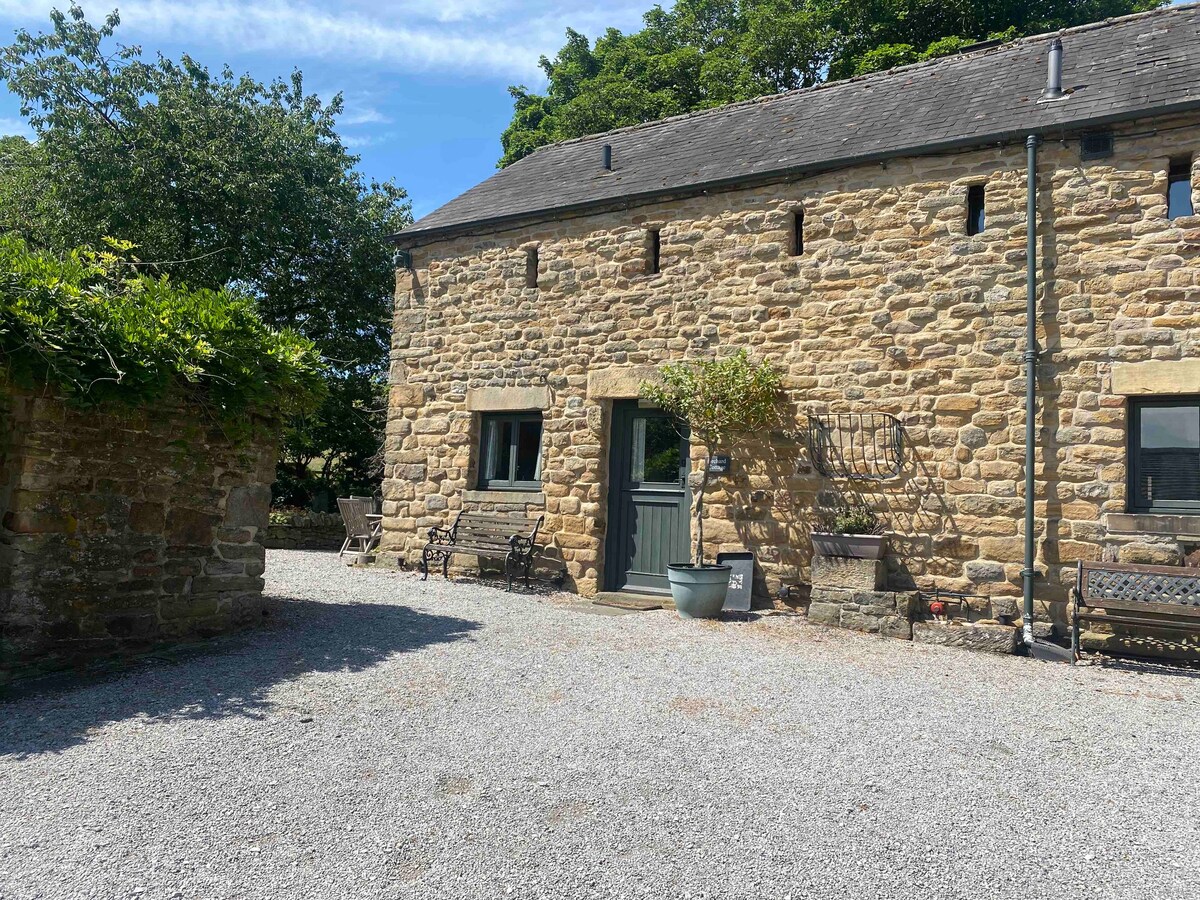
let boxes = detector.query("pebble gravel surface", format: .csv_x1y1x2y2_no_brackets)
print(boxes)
2,549,1198,899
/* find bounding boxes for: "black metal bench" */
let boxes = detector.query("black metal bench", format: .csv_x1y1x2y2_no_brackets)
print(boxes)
1072,560,1200,662
421,511,544,591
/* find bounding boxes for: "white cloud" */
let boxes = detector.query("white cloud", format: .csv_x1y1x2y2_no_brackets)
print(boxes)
0,0,652,80
343,130,393,149
340,107,389,127
0,116,33,138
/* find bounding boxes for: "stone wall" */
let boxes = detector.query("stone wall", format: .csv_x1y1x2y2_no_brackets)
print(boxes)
264,511,344,551
0,384,278,680
383,112,1200,635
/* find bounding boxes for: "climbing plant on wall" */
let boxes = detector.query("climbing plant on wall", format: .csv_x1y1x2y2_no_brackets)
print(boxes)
0,235,326,420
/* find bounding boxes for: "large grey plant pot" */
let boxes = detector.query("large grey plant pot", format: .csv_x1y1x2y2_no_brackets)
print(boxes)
811,533,887,560
667,563,732,619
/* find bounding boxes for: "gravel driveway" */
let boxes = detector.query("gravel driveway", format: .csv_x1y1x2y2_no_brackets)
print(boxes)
2,549,1198,899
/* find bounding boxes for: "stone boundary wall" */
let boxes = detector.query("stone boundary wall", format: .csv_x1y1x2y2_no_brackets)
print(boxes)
265,512,344,551
383,112,1200,637
0,384,278,681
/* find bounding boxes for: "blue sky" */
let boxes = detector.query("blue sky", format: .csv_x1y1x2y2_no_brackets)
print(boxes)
0,0,651,221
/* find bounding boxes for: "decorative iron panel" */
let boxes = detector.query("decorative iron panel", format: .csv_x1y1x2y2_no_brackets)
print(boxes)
806,413,904,481
1084,569,1200,607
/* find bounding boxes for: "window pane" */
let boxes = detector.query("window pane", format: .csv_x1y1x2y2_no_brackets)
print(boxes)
1168,176,1194,219
483,419,512,483
1138,405,1200,505
967,184,985,235
514,419,542,483
630,417,646,481
641,417,681,483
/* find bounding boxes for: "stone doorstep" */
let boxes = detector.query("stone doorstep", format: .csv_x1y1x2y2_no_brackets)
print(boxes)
592,592,669,612
911,621,1021,655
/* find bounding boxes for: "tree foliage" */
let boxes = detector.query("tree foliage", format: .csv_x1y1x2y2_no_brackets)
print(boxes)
500,0,1164,167
0,235,325,418
641,350,781,565
0,4,411,505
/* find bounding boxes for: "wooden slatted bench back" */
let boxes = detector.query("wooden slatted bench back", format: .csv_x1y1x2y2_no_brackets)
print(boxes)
1072,559,1200,661
1078,560,1200,618
452,512,542,557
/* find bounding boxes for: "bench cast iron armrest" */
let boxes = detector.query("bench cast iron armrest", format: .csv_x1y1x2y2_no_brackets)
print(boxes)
509,534,536,554
428,525,455,544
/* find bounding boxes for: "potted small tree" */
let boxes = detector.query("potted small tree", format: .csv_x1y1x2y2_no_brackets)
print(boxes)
811,504,886,560
641,350,782,618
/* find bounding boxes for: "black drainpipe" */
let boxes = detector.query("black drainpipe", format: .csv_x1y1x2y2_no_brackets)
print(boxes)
1022,132,1041,646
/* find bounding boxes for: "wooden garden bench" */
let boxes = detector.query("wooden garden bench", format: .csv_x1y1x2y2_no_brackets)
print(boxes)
421,511,544,591
1072,560,1200,662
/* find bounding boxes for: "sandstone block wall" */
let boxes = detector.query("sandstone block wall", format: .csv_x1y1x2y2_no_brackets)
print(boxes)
264,511,344,551
383,113,1200,628
0,384,278,679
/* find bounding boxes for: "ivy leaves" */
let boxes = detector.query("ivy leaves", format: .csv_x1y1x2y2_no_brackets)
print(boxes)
0,235,326,418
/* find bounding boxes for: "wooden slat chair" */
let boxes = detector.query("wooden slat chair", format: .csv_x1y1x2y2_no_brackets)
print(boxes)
337,497,380,559
421,511,544,590
1072,559,1200,662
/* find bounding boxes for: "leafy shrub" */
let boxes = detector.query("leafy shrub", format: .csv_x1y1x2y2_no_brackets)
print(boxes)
641,349,782,565
823,506,884,536
0,235,325,419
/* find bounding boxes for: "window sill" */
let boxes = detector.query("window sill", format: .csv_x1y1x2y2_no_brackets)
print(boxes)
463,489,545,506
1106,512,1200,538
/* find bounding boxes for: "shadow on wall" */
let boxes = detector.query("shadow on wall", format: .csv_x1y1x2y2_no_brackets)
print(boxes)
725,413,955,602
0,591,479,758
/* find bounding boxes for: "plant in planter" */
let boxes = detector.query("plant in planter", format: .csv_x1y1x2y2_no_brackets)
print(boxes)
812,504,887,560
641,349,782,618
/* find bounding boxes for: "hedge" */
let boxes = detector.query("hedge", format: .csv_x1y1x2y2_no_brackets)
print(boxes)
0,235,325,418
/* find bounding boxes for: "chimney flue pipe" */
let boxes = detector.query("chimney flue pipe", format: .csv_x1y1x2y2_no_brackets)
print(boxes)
1044,37,1064,100
602,144,612,170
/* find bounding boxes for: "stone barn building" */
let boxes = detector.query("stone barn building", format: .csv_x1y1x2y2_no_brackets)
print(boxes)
382,7,1200,646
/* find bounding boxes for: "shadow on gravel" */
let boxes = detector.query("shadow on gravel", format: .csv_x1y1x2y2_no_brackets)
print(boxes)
1085,656,1200,681
0,594,479,758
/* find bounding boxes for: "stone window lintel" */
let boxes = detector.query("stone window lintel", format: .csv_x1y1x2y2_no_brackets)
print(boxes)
465,385,551,412
1106,513,1200,538
1112,359,1200,396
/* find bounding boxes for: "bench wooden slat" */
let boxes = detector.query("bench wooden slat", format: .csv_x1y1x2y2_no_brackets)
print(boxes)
456,518,537,525
458,520,539,532
458,511,539,521
1076,612,1200,632
1077,597,1200,618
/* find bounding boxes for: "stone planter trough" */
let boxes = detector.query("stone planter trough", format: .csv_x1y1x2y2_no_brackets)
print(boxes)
811,532,887,560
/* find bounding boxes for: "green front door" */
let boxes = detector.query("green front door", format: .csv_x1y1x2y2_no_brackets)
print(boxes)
604,402,691,594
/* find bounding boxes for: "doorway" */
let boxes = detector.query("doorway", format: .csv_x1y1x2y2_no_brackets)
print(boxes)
604,401,691,594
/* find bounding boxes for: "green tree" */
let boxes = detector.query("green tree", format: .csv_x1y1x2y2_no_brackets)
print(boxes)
500,0,1164,167
641,350,782,565
0,5,411,507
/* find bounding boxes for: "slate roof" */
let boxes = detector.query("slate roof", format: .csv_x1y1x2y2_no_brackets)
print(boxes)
398,3,1200,245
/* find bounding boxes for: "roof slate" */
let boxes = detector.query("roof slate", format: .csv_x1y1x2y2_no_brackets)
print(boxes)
399,4,1200,244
